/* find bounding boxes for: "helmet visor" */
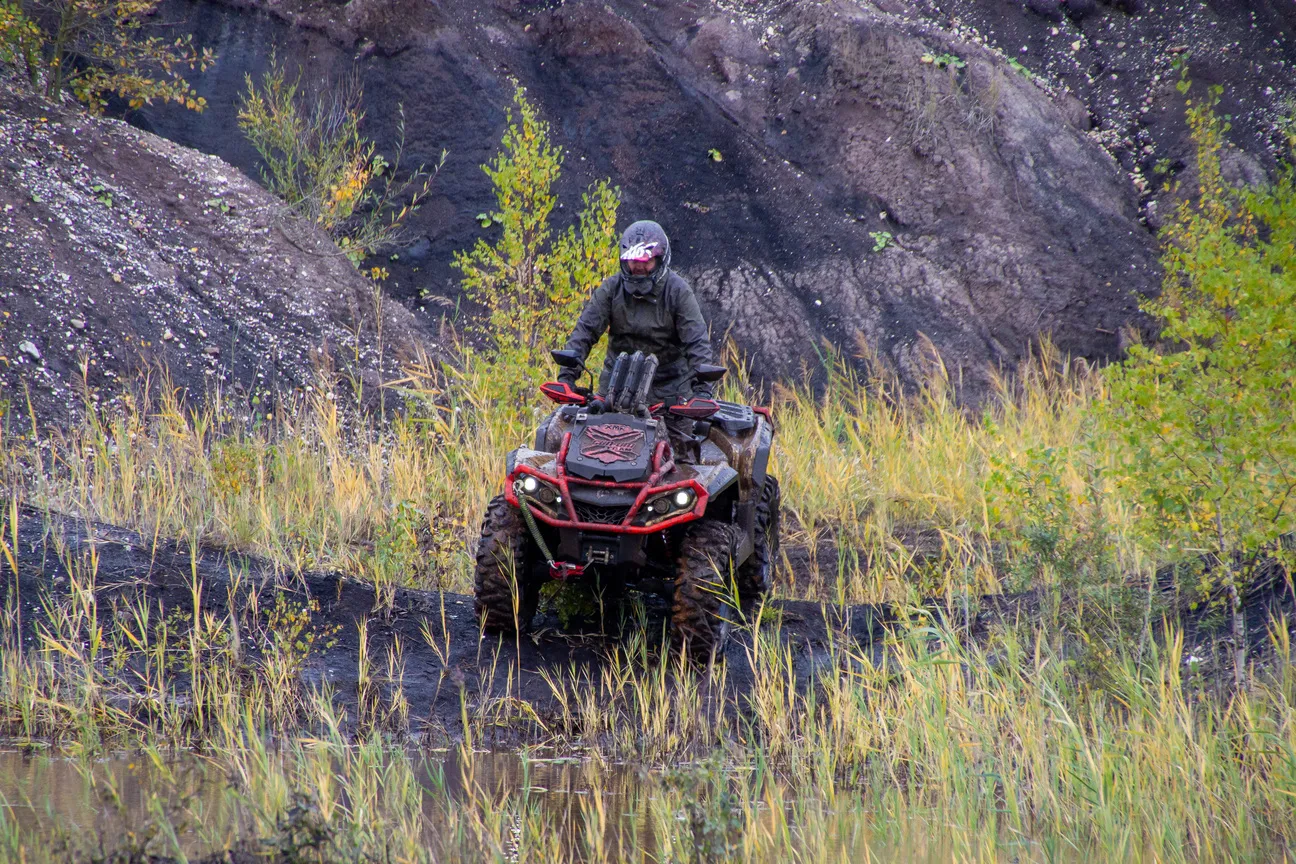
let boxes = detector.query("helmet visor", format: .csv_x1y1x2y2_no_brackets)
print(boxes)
620,241,662,262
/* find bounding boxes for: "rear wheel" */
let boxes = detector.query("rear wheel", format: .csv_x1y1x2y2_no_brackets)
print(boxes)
737,475,781,605
473,495,540,632
672,519,741,661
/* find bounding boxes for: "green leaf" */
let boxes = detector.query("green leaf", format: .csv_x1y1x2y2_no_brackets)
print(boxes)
1097,85,1296,590
921,52,966,70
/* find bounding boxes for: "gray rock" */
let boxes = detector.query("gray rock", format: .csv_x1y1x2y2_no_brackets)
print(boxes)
116,0,1296,398
0,80,429,430
1062,0,1097,19
1025,0,1064,21
402,235,433,262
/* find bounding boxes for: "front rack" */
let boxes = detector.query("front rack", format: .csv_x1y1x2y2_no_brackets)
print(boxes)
504,432,709,535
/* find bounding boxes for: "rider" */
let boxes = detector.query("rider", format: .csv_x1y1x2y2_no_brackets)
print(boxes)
558,220,715,408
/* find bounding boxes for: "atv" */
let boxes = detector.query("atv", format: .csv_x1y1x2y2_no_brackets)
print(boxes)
473,349,780,658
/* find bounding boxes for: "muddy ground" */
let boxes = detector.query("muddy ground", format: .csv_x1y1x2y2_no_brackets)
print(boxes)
5,508,1292,742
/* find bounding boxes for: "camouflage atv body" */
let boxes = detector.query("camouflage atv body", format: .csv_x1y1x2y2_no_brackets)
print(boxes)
473,350,780,658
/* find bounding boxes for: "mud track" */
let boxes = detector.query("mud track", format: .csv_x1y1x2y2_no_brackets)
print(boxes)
5,509,1293,743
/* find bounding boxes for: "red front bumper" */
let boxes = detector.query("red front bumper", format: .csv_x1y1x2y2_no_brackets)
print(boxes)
504,434,708,535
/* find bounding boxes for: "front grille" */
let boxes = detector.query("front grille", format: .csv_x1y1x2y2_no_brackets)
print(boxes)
574,502,631,525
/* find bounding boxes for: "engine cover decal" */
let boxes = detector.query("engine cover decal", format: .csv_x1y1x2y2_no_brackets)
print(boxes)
579,423,646,464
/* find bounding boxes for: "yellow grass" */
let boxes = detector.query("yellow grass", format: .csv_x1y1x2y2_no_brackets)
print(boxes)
0,349,1294,861
2,342,1139,606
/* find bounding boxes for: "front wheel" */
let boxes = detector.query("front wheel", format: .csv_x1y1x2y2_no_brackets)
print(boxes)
671,519,741,661
473,495,540,632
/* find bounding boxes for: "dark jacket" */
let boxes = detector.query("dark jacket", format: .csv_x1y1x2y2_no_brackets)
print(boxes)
560,270,714,403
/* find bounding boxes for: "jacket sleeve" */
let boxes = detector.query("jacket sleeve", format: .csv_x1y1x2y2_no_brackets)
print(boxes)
672,278,716,396
559,278,614,382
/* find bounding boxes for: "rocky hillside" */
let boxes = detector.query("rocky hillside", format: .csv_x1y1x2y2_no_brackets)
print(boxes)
0,76,429,428
119,0,1294,395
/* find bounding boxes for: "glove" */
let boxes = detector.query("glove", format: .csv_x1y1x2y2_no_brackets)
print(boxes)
691,385,713,401
587,395,609,414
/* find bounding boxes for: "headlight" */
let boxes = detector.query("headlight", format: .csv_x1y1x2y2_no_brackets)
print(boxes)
514,474,559,505
644,488,697,519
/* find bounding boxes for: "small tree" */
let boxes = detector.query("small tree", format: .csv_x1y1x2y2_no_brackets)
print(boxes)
238,57,441,264
454,86,619,394
1,0,213,112
0,2,41,77
1103,83,1296,688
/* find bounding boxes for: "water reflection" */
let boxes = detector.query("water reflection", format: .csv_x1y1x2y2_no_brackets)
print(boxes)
0,746,654,860
0,746,1049,862
0,748,236,857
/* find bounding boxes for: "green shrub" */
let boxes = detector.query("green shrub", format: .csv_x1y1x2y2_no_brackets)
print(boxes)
453,86,619,399
1,0,214,112
1102,83,1296,686
985,444,1115,594
0,2,40,78
237,56,441,264
661,755,743,864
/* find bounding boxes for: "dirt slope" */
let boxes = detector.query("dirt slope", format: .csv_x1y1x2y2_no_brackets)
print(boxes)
127,0,1295,395
0,77,430,428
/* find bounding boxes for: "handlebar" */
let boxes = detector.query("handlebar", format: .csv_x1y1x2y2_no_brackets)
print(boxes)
540,381,589,405
542,383,721,423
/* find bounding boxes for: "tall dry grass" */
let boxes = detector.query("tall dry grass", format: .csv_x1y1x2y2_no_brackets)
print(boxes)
0,353,1293,859
761,341,1136,602
3,580,1295,861
1,341,1137,606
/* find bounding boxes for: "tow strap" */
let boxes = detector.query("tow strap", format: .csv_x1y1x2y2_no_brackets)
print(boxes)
517,496,586,581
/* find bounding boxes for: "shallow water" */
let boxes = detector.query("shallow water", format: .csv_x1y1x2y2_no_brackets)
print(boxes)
0,745,657,861
0,747,237,857
0,745,1066,862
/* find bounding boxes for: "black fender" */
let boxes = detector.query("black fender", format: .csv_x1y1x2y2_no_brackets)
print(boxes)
750,418,774,494
703,466,739,501
701,465,753,562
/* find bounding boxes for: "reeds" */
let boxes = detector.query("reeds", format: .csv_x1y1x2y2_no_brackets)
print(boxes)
765,341,1129,603
3,341,1130,607
3,596,1295,861
1,348,1293,860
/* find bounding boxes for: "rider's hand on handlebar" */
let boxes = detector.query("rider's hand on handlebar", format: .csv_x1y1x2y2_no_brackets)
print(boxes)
587,395,609,414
